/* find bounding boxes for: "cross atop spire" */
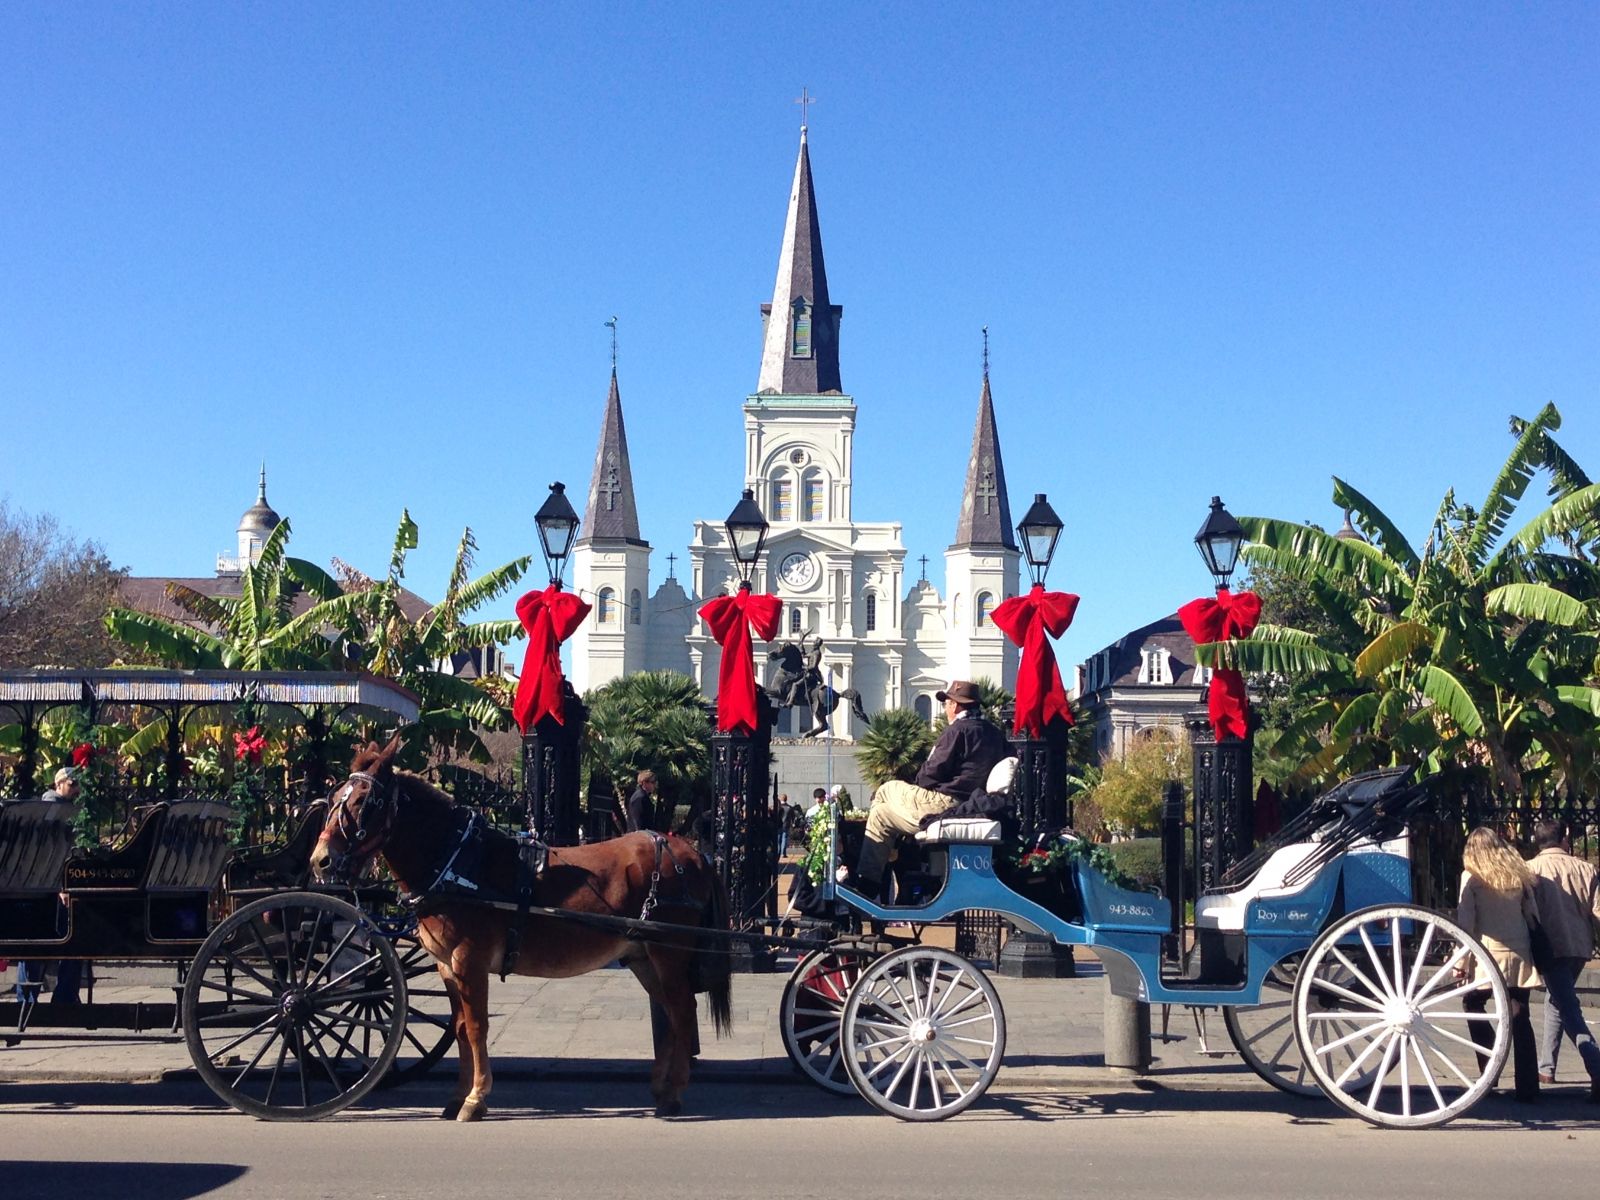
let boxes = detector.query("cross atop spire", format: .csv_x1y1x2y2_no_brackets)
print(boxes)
795,86,815,134
258,462,268,502
577,369,647,547
951,371,1017,551
756,126,843,396
918,554,929,583
605,315,618,373
981,326,989,383
666,552,677,579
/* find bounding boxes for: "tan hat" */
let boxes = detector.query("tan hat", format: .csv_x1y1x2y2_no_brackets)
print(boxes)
54,767,76,786
935,680,980,705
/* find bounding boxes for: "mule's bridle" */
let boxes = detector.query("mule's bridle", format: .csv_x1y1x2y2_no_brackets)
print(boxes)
321,769,397,880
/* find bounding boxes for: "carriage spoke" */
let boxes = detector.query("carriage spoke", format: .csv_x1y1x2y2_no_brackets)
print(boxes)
228,1021,286,1087
1308,974,1384,1011
1329,946,1389,1007
1317,1019,1389,1059
922,963,942,1019
221,943,283,996
1410,946,1470,1005
1418,981,1483,1010
1366,1031,1401,1110
1402,922,1437,1000
1416,1020,1490,1057
263,1032,292,1107
194,1004,279,1027
933,988,989,1022
1410,1037,1446,1111
1357,927,1396,1003
1415,1029,1476,1087
245,919,290,987
304,922,364,990
201,1011,281,1057
195,976,277,1006
906,1051,923,1109
297,906,328,987
925,1058,944,1109
862,1040,916,1082
1330,1022,1391,1087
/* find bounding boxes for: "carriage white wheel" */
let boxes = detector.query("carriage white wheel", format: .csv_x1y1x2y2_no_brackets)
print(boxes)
841,946,1005,1121
1225,954,1380,1097
780,946,875,1095
1293,904,1508,1129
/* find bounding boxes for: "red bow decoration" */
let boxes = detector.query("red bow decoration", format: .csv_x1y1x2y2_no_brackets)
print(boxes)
991,585,1079,736
699,587,784,733
513,584,593,732
1177,588,1263,740
233,725,266,765
70,743,95,769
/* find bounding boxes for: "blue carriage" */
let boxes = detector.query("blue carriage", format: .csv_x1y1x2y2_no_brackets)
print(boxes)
779,767,1509,1128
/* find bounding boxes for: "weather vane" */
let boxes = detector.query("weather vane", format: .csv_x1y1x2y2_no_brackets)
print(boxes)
795,86,815,131
605,315,618,372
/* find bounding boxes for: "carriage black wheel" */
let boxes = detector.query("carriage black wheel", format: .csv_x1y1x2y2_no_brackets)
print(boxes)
780,945,877,1094
182,892,407,1121
375,927,455,1087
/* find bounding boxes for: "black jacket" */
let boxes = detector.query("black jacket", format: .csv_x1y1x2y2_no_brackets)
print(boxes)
626,787,658,833
914,712,1009,800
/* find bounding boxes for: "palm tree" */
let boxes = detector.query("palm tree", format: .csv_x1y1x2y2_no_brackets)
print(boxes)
333,512,531,764
855,708,937,790
1200,404,1600,793
582,672,712,818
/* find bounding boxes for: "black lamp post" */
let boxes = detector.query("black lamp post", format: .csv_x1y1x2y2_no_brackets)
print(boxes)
1017,493,1064,588
1187,495,1253,892
522,481,586,845
535,481,581,588
998,490,1075,978
724,488,769,588
711,487,775,971
1194,496,1246,593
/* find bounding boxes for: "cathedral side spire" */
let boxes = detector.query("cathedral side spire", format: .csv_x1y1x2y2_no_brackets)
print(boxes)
756,127,842,395
577,369,646,545
951,371,1017,550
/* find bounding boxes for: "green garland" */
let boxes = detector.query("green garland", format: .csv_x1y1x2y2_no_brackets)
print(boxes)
801,805,867,884
1006,834,1148,893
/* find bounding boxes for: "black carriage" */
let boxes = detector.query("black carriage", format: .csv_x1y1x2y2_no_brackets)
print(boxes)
0,670,453,1120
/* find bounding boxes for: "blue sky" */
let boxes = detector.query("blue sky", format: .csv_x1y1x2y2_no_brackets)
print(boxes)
3,4,1596,672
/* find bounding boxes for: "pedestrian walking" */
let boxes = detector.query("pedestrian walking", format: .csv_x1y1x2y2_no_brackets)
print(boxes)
1456,826,1542,1102
14,767,83,1007
1526,819,1600,1100
626,769,659,834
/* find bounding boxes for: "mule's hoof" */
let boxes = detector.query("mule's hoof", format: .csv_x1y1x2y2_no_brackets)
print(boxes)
456,1099,486,1122
654,1099,682,1118
440,1100,463,1120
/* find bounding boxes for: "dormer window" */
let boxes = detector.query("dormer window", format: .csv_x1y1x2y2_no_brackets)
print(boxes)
1138,645,1171,685
791,297,812,358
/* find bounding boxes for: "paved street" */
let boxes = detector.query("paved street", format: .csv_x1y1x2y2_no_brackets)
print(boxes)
5,962,1600,1198
3,1075,1599,1200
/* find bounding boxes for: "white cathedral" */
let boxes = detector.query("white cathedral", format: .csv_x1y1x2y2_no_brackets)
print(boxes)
569,126,1022,739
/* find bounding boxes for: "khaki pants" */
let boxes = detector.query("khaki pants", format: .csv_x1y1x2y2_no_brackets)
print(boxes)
855,781,953,886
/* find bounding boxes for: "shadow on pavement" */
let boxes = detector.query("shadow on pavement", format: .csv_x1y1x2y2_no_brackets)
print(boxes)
9,1162,247,1200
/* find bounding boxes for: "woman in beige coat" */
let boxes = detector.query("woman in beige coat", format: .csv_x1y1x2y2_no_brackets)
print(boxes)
1457,827,1542,1102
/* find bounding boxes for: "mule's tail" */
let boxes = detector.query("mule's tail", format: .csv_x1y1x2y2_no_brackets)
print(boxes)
697,868,735,1037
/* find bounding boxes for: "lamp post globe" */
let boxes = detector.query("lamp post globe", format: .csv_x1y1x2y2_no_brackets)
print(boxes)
1194,496,1246,592
535,481,581,587
724,488,770,588
1016,492,1064,587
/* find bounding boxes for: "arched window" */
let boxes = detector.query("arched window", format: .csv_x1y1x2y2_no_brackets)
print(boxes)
597,587,615,624
801,471,824,522
914,694,933,725
952,594,964,626
863,592,877,633
789,605,802,634
629,589,642,625
976,592,995,628
770,475,793,522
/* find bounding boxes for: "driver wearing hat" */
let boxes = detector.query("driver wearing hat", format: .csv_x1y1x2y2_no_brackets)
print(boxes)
849,680,1008,895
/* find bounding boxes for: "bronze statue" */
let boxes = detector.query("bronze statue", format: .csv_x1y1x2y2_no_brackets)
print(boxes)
766,633,871,737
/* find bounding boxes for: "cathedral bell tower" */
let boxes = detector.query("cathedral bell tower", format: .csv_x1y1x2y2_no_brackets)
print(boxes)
569,369,651,693
944,368,1020,689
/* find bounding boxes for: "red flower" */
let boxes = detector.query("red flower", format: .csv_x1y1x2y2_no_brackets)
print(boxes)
233,726,266,765
71,743,95,768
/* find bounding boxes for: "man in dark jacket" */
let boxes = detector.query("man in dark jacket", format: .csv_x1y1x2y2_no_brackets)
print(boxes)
626,769,660,833
851,680,1007,892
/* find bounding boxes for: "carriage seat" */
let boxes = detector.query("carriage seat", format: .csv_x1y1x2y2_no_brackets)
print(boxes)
1193,841,1321,932
63,804,168,890
228,801,327,893
915,817,1004,845
0,801,78,942
144,800,233,942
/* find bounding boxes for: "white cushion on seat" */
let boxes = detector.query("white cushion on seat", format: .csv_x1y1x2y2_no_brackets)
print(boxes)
986,757,1019,796
1194,841,1322,931
915,817,1003,844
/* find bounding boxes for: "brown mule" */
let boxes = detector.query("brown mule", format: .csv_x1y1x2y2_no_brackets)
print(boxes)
310,738,733,1121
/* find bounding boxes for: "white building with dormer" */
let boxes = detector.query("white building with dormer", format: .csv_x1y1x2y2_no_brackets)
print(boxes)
570,125,1023,738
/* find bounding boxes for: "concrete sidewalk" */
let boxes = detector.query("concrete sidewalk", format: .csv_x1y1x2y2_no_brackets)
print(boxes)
0,958,1265,1093
8,959,1600,1097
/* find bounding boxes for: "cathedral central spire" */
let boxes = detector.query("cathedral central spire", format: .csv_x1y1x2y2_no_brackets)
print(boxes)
577,369,645,545
952,371,1017,550
757,128,842,395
